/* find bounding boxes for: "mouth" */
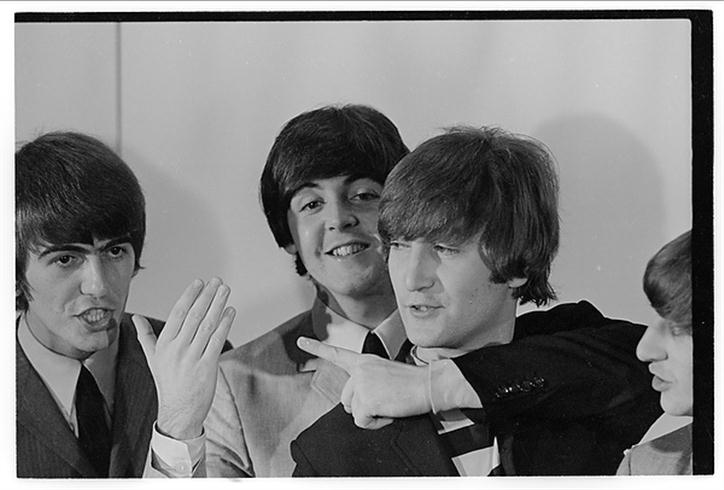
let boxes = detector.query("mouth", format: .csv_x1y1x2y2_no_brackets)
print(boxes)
76,308,114,327
326,241,370,258
407,303,443,317
651,375,671,392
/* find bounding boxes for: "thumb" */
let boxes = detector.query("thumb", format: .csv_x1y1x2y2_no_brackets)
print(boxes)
132,314,157,362
354,413,394,430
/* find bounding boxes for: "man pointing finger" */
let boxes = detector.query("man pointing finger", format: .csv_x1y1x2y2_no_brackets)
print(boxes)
296,336,479,429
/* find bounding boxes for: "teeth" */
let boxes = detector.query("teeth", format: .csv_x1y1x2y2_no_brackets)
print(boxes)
330,243,367,257
412,305,431,312
80,308,109,324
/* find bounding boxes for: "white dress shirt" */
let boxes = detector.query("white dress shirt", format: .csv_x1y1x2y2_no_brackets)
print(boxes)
17,315,117,437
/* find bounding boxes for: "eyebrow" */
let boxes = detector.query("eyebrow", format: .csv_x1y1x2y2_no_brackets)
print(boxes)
293,175,377,195
292,182,320,194
37,236,132,259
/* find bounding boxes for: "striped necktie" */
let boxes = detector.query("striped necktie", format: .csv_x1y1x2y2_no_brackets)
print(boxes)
432,409,503,476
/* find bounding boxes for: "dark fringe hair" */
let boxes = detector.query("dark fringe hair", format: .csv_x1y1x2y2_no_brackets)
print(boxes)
379,126,559,306
16,132,146,310
260,104,408,276
643,230,692,331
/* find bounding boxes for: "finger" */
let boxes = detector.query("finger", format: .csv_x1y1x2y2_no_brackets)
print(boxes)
296,337,359,373
178,277,222,343
201,306,236,360
365,417,394,430
350,394,392,430
163,279,204,341
192,283,231,352
340,379,354,412
132,314,157,362
353,406,380,429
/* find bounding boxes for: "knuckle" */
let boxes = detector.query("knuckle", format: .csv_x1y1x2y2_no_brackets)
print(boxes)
186,311,203,326
198,319,214,333
206,335,223,351
169,308,186,325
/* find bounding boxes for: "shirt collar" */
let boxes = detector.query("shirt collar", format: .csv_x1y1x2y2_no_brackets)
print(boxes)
17,313,119,416
310,297,406,358
410,345,470,365
636,413,693,446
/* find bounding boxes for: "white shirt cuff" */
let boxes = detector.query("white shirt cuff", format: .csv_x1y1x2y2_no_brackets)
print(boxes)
430,359,482,413
150,421,205,477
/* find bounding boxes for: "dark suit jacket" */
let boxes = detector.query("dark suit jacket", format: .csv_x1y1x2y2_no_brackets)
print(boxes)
16,313,162,478
291,301,662,476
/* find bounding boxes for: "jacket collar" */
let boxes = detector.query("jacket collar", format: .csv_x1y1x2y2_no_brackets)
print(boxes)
16,314,158,477
107,314,157,476
16,336,98,476
390,415,460,476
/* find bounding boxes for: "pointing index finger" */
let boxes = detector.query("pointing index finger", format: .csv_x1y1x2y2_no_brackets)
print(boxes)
296,337,360,373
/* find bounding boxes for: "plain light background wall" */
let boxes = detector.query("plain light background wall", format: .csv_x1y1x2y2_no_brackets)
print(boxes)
15,19,692,347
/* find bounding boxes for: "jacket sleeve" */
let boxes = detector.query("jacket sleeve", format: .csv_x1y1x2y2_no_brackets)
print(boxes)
203,366,254,477
453,301,654,420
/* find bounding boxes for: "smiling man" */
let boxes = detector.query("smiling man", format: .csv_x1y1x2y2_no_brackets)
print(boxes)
197,104,409,477
15,132,234,478
290,126,660,476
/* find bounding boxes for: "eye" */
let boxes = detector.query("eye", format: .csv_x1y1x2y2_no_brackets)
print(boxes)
299,199,323,213
388,240,409,250
350,189,380,202
670,322,692,337
106,245,129,259
53,254,79,268
433,244,459,256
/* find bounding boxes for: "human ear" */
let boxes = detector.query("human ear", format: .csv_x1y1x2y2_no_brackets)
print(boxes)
507,277,528,288
284,244,298,256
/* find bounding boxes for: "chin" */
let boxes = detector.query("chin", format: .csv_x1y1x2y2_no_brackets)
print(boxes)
661,396,693,417
404,329,438,349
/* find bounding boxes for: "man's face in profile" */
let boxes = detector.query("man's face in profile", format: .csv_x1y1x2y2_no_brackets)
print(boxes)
23,236,135,359
636,318,693,416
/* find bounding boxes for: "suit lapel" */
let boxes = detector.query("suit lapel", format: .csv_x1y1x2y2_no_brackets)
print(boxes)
16,341,97,476
289,313,348,404
308,360,348,403
107,317,157,477
390,415,459,476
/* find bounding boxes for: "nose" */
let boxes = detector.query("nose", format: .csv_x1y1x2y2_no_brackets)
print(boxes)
326,199,359,231
404,245,435,291
636,323,666,363
80,256,109,297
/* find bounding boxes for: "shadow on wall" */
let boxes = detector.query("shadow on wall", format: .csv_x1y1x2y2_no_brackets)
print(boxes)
123,144,232,321
534,114,666,323
123,143,314,346
230,260,316,347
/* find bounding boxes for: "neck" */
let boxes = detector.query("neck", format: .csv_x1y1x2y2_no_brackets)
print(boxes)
316,287,397,329
417,311,517,362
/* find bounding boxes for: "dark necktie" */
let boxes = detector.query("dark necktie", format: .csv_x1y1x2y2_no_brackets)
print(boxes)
76,365,111,476
361,331,389,359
